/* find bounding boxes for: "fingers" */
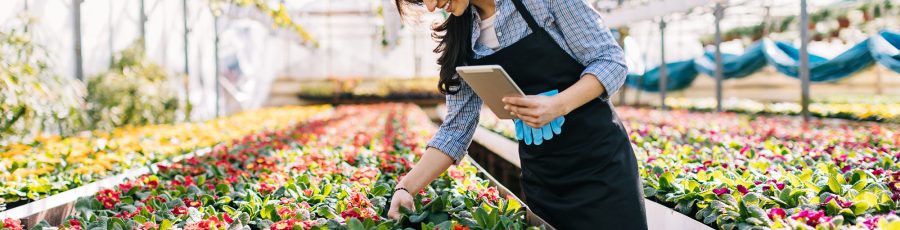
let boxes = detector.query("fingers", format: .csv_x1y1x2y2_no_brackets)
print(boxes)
387,200,401,220
502,96,537,108
506,106,540,118
531,126,543,145
388,191,415,220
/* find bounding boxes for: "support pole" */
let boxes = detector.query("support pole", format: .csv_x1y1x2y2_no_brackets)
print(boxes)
140,0,147,48
658,19,668,110
182,0,191,120
73,0,84,81
108,1,114,66
714,3,724,112
214,15,221,117
799,0,811,121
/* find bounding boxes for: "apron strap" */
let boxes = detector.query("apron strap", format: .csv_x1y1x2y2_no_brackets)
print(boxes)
509,0,543,33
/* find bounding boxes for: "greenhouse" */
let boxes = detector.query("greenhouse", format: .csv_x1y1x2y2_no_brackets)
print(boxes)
1,0,899,229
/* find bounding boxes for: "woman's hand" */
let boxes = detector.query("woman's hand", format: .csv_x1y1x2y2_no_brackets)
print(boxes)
387,189,415,220
503,95,568,128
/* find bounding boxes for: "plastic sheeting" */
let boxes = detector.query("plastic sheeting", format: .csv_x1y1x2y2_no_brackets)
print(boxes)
871,31,900,73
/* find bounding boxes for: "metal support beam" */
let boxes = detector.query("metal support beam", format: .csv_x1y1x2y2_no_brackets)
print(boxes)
214,15,221,117
182,0,191,120
659,19,667,110
73,0,84,81
601,0,713,28
714,3,724,113
140,0,147,48
799,0,811,121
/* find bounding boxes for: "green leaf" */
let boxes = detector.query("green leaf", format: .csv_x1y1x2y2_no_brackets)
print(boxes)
371,184,390,197
346,218,365,230
409,211,430,223
828,176,843,195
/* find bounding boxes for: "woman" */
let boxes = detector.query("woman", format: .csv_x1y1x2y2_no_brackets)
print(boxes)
387,0,647,229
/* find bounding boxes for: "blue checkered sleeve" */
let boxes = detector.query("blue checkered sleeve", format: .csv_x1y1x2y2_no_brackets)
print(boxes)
549,0,627,98
427,79,482,163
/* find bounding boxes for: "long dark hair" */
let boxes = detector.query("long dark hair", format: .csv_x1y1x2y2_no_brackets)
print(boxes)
395,1,473,95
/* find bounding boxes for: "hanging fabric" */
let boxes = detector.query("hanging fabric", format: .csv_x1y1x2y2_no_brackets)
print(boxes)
870,30,900,73
625,60,699,92
762,39,875,82
693,42,768,79
624,32,900,93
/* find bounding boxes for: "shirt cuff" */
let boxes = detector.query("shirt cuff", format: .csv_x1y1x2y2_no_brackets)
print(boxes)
582,61,628,99
427,134,469,164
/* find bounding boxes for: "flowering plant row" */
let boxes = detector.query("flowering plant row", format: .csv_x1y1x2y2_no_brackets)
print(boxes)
295,78,442,101
7,104,537,230
665,97,900,123
0,106,331,207
476,105,900,229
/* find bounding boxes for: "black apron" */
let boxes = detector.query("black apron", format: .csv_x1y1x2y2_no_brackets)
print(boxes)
468,0,647,229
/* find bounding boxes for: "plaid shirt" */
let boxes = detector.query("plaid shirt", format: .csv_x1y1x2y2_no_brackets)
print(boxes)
429,0,627,162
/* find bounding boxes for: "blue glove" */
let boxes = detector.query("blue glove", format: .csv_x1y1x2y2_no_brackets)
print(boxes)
514,90,565,145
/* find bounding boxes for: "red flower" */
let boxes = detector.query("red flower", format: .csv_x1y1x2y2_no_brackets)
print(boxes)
341,209,361,220
68,219,81,226
117,182,134,191
221,212,234,224
453,224,471,230
96,189,120,209
183,198,202,208
767,208,786,220
270,219,302,230
259,183,277,194
172,206,188,216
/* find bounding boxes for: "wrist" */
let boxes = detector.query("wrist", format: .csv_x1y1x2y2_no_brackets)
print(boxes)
393,187,411,196
554,94,574,116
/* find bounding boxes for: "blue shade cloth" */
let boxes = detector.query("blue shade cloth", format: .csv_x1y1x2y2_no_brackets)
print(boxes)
762,39,875,82
625,60,699,92
625,32,900,93
694,42,768,79
870,31,900,73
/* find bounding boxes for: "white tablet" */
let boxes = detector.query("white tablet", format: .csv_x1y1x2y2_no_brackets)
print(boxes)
456,65,524,119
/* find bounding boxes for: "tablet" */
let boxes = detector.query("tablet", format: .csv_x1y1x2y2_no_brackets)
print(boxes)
456,65,524,119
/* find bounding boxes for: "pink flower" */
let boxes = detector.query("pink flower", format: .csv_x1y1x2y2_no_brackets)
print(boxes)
736,185,749,195
2,218,23,230
823,195,853,209
712,187,730,196
767,208,786,220
792,210,832,227
278,207,296,218
873,168,885,176
863,216,882,230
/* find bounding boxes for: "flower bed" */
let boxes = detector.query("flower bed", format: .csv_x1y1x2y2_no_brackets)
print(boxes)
475,105,900,229
4,104,538,230
294,78,443,102
665,96,900,123
0,106,331,209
